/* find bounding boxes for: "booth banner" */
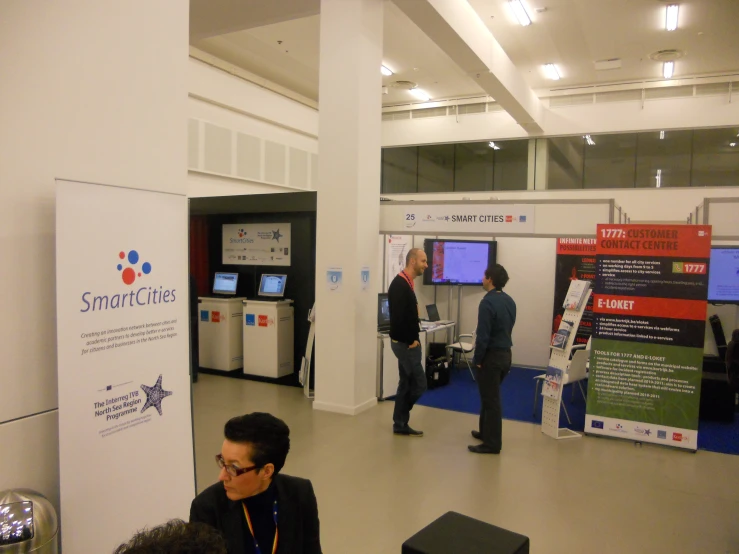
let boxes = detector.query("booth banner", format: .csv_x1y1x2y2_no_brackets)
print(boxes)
380,203,535,234
385,235,411,290
222,223,291,266
56,180,194,552
585,224,711,450
552,238,596,347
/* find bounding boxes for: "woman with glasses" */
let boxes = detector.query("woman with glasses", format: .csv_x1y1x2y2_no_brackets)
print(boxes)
190,412,322,554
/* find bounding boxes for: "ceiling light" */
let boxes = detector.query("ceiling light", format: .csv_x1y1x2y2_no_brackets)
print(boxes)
663,61,674,79
509,0,532,26
543,64,561,80
584,135,596,146
656,169,662,188
381,65,393,77
731,142,737,147
660,131,665,140
409,88,430,102
488,141,501,150
665,4,679,31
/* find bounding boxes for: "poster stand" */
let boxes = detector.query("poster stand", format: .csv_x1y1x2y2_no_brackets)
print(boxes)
300,304,316,399
541,287,592,440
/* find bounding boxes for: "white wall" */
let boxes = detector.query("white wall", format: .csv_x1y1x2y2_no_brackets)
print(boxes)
187,58,319,197
383,94,739,146
0,0,188,516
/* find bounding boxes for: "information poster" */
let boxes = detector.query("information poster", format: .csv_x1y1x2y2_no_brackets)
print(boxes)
585,224,711,450
385,235,411,290
222,223,291,266
56,180,194,552
552,238,596,347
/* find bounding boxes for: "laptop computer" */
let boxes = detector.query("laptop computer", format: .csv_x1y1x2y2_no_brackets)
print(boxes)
426,304,453,325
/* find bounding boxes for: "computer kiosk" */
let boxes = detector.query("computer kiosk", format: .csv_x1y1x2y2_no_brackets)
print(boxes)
198,272,246,371
243,274,294,378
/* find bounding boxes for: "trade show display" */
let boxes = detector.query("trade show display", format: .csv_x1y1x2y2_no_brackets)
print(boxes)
707,246,739,304
243,298,295,378
198,296,246,371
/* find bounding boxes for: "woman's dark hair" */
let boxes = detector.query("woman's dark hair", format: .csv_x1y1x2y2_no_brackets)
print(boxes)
114,519,227,554
224,412,291,473
485,264,510,289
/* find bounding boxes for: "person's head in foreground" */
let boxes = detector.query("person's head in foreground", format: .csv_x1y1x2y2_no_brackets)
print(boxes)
216,412,291,501
114,519,227,554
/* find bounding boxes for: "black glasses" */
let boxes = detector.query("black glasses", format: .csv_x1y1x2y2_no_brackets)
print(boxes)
215,454,261,477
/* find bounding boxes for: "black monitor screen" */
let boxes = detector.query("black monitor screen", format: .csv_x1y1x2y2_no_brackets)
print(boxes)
708,246,739,304
378,293,390,328
423,239,497,286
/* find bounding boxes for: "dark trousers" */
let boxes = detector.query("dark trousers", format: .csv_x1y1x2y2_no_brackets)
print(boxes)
391,341,427,430
476,348,512,451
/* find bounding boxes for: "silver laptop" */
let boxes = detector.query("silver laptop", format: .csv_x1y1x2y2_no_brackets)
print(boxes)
426,304,453,325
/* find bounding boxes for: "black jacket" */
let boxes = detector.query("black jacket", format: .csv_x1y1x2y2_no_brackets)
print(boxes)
190,474,322,554
388,274,419,344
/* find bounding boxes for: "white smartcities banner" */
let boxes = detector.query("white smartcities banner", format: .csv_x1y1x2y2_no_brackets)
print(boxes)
380,203,535,235
56,180,194,553
223,223,291,266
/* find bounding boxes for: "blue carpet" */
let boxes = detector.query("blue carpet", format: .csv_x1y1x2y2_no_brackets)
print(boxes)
415,366,738,455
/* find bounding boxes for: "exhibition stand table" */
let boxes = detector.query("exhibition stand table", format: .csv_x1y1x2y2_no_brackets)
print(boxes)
243,299,294,378
198,297,246,371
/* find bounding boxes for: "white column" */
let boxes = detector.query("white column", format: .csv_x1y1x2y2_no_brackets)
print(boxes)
314,0,383,414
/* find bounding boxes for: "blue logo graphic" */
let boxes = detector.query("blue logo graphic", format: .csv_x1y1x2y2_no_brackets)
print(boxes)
246,314,256,326
520,216,527,223
591,420,604,429
657,430,667,439
200,310,209,322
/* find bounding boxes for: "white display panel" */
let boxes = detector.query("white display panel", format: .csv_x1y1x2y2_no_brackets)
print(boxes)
56,180,194,553
223,223,291,266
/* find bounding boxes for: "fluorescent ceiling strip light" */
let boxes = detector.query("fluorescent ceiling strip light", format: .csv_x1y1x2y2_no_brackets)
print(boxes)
656,169,662,188
584,135,595,146
381,65,393,76
509,0,532,26
409,88,430,102
544,64,561,80
660,131,665,140
663,61,674,79
488,141,501,150
665,4,679,31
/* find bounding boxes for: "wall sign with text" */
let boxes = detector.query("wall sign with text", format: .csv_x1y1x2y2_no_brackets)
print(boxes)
222,223,291,266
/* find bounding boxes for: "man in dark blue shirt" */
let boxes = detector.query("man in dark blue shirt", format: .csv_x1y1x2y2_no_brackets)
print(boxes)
469,264,516,454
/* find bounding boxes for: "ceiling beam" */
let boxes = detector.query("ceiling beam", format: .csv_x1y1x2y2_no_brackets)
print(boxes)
392,0,544,134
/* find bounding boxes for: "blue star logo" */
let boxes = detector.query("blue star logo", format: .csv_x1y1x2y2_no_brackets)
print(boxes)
272,229,283,242
140,374,173,416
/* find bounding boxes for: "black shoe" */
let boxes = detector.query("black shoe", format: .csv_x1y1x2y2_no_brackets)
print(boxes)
471,430,482,441
394,427,424,437
468,444,500,454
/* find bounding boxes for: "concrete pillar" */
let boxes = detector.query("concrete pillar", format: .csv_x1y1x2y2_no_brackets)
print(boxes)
313,0,384,414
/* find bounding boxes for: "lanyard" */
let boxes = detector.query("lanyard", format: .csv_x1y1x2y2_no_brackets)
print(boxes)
242,499,278,554
399,270,415,292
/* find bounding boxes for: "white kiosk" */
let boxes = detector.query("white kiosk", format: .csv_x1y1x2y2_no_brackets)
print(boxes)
198,272,245,371
243,274,294,378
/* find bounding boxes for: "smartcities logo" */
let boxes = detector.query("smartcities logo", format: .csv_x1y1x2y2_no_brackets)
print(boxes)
80,249,176,313
116,249,152,285
237,228,247,238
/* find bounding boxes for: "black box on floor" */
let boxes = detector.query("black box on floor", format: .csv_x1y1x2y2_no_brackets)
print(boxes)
428,342,447,359
402,511,529,554
425,357,450,389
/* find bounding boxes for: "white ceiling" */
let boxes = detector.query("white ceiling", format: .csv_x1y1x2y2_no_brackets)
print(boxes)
190,0,739,106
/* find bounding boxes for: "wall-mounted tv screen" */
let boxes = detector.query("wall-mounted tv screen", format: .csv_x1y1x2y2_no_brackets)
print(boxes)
708,246,739,304
423,239,497,286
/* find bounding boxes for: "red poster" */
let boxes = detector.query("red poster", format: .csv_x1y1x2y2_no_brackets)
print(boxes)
596,225,711,258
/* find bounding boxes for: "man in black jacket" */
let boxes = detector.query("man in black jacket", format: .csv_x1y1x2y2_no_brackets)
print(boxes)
469,264,516,454
190,413,321,554
388,248,428,437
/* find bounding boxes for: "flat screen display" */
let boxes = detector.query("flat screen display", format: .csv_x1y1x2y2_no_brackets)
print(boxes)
378,293,391,329
423,239,497,286
213,272,238,295
259,274,287,297
708,246,739,304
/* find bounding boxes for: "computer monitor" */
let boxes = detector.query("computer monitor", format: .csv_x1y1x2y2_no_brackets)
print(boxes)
259,274,287,297
378,293,391,331
213,272,239,295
